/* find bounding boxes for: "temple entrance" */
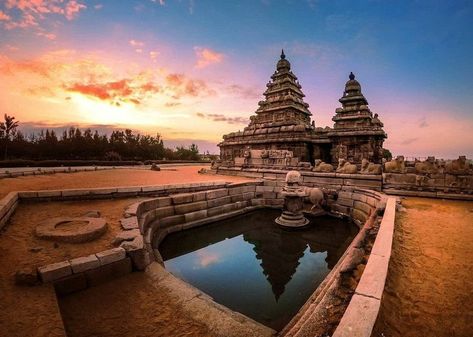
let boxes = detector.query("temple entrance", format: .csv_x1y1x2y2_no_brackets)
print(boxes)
307,143,315,165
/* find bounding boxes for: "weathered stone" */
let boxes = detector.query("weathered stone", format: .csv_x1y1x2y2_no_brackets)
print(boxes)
206,188,228,200
174,201,208,215
38,261,72,282
96,247,126,266
54,273,88,295
171,193,194,204
35,217,107,243
15,267,39,286
85,258,132,286
70,254,100,273
120,217,139,230
154,206,175,219
185,210,208,223
111,229,140,246
192,191,207,202
160,214,185,227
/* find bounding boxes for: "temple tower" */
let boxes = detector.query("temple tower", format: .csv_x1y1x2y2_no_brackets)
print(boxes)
329,73,387,165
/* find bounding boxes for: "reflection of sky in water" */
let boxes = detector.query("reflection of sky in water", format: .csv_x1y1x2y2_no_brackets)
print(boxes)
165,235,329,330
160,210,357,331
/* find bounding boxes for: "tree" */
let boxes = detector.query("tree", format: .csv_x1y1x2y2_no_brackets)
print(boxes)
382,148,393,161
0,114,19,159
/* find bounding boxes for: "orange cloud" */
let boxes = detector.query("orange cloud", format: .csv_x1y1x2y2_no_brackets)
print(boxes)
2,0,86,31
196,112,247,125
165,73,216,98
65,79,161,105
0,10,10,21
36,31,56,40
194,47,224,68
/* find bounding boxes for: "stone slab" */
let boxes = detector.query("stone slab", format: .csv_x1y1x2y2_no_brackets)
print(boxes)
185,210,208,223
206,188,229,200
332,294,380,337
174,201,208,215
193,191,207,202
96,247,126,266
355,254,389,300
70,254,100,273
154,206,175,219
120,217,139,230
171,193,194,204
85,258,132,286
38,261,72,283
160,214,185,228
207,195,232,208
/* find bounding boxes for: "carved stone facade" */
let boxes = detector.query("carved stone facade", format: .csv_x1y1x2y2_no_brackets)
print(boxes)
218,51,387,168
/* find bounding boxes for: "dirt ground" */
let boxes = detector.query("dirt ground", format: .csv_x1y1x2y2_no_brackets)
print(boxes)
0,198,144,337
373,197,473,337
0,166,250,199
59,272,210,337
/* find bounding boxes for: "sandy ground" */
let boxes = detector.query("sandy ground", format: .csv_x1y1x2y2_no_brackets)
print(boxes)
0,166,251,199
373,197,473,337
0,198,144,337
59,272,210,337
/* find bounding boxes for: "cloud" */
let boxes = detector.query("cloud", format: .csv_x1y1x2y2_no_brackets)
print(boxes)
418,116,429,128
194,47,224,68
149,50,159,61
226,84,260,100
151,0,165,5
129,39,144,47
165,101,181,107
0,10,10,21
2,0,87,30
94,4,103,10
65,78,161,105
165,73,216,98
36,31,56,40
196,112,248,125
400,137,419,145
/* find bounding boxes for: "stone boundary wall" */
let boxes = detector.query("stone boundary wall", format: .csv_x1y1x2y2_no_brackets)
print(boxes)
0,166,115,179
332,197,396,337
212,167,473,200
214,167,383,191
282,190,392,337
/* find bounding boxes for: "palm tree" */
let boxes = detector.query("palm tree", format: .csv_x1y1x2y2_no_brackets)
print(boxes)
0,114,20,159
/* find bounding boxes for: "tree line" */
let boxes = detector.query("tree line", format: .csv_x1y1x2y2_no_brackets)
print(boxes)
0,114,201,162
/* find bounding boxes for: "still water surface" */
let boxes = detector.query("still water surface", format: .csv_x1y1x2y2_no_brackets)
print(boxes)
158,209,358,331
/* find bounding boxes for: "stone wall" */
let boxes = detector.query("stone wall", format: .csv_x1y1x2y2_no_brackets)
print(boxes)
211,166,473,200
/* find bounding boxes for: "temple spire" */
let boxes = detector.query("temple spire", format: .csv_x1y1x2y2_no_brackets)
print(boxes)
281,49,286,59
349,72,355,80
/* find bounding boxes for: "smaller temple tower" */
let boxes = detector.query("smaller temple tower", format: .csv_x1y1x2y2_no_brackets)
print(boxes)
329,72,387,165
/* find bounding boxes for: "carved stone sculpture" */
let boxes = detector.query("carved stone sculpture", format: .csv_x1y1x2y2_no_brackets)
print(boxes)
384,155,406,173
303,187,325,212
336,159,358,174
312,159,334,172
445,156,471,175
415,156,439,174
360,159,382,175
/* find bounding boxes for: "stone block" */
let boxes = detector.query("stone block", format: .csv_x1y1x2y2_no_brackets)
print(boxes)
96,247,126,266
160,214,185,227
355,254,389,300
116,186,142,193
54,273,88,296
262,191,277,199
85,258,132,287
89,188,118,195
141,185,166,193
185,210,208,223
124,202,140,217
61,189,90,197
251,199,265,206
120,217,139,230
231,194,244,202
337,198,354,207
154,206,175,219
206,188,228,200
352,208,368,223
207,196,232,208
70,254,100,273
207,205,228,217
37,190,62,198
242,192,255,200
331,204,350,215
18,191,38,199
229,187,244,195
174,201,208,215
352,193,368,203
38,261,72,283
354,201,372,215
171,193,194,204
193,191,207,202
332,294,380,337
242,185,256,193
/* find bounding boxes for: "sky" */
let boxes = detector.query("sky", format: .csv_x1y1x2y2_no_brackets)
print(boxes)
0,0,472,158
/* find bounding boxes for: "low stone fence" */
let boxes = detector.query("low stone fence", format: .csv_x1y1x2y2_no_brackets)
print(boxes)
212,167,473,200
0,166,115,179
214,167,383,191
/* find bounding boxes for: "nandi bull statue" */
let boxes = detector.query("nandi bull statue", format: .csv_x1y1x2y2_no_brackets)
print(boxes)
275,171,325,228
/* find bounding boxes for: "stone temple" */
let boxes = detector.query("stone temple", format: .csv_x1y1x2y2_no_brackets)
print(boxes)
218,50,387,168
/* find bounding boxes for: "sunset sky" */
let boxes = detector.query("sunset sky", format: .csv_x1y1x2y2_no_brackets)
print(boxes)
0,0,472,157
